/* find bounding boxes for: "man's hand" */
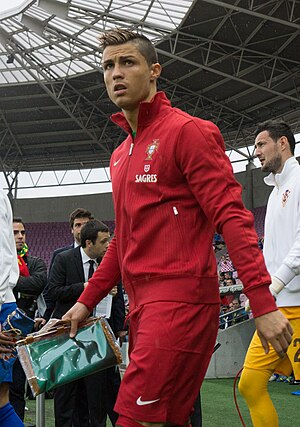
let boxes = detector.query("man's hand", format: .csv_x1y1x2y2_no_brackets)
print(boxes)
0,325,17,357
116,330,128,347
109,286,118,297
62,302,90,338
255,310,293,358
34,317,46,331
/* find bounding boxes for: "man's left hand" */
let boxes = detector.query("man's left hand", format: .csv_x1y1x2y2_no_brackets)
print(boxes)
116,330,127,347
255,310,293,358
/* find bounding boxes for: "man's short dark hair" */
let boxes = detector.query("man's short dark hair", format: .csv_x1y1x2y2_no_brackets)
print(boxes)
69,208,93,229
254,120,296,155
13,217,25,227
80,220,109,247
99,28,158,66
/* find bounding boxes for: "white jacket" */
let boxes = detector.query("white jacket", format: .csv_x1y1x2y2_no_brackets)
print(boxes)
263,157,300,307
0,188,18,310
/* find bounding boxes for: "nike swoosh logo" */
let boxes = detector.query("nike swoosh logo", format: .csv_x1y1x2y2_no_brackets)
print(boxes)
136,396,160,406
113,159,121,166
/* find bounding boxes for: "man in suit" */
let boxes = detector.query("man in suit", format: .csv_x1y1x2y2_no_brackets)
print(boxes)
47,220,125,427
43,207,94,425
43,207,94,321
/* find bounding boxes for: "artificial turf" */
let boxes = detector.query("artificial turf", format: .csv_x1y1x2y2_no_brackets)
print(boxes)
24,378,300,427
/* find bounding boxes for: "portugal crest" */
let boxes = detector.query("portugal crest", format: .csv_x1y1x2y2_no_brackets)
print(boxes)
145,140,159,160
282,189,291,207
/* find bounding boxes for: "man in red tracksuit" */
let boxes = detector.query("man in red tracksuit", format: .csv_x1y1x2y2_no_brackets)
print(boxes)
63,29,293,427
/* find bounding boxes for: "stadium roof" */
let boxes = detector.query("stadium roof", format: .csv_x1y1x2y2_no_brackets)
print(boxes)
0,0,299,181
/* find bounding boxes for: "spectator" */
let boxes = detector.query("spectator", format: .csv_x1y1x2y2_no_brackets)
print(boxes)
230,298,248,325
9,218,47,420
219,305,232,329
224,278,236,287
218,272,226,287
224,271,233,280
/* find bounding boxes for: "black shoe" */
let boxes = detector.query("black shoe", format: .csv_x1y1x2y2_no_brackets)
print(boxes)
289,379,300,385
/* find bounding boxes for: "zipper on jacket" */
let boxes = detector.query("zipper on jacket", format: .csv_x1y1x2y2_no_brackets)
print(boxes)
129,143,134,156
173,206,179,215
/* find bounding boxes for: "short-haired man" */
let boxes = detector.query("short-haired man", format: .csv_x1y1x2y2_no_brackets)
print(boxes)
0,189,23,427
44,207,94,321
42,207,95,425
48,220,125,427
9,218,47,420
239,120,300,426
49,207,94,269
63,29,292,427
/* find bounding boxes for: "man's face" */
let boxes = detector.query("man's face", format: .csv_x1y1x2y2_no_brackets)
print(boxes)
231,300,240,310
72,217,91,245
102,42,160,112
13,222,26,252
254,130,283,173
88,232,110,259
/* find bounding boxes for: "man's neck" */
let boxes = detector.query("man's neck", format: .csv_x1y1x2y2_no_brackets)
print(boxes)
83,247,92,260
122,89,158,133
123,108,139,133
275,154,293,174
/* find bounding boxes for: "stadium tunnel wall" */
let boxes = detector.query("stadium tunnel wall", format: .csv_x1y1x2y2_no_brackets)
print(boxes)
12,192,115,223
205,319,255,378
12,167,272,222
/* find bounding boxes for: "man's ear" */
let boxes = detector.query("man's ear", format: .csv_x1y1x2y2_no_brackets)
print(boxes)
150,63,162,81
280,136,290,153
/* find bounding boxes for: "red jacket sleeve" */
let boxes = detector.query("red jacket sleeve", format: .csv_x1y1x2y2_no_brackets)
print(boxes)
175,119,276,318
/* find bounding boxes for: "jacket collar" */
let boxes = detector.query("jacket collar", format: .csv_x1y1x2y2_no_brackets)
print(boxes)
110,91,171,134
264,157,299,187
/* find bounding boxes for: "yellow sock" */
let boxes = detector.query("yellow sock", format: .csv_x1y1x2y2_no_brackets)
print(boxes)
238,367,278,427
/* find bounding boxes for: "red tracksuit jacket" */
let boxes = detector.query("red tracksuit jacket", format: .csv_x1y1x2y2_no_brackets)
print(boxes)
79,92,276,318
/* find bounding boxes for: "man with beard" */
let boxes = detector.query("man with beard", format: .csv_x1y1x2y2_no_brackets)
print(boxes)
239,120,300,426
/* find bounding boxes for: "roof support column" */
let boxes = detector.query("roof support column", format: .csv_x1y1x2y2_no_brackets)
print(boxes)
245,160,256,211
3,170,19,211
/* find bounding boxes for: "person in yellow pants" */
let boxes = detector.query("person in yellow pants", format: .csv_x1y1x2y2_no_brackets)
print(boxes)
239,120,300,426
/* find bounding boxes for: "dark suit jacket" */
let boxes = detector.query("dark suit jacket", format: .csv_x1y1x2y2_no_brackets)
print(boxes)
47,246,85,318
47,246,125,332
43,243,74,320
49,243,74,271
